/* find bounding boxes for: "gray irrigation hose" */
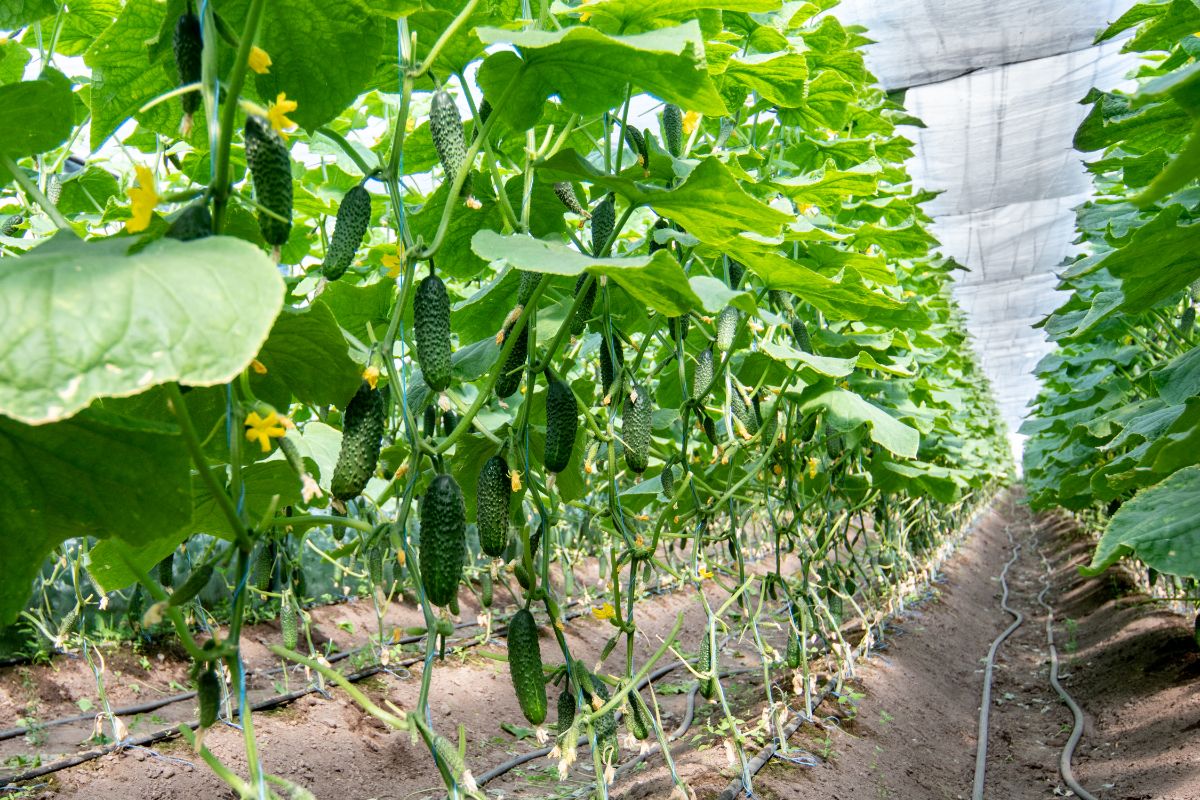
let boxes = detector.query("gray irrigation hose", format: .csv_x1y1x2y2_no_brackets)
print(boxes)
1035,560,1098,800
971,525,1023,800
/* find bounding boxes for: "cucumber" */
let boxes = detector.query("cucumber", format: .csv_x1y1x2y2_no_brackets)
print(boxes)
569,274,596,336
165,203,212,241
715,306,738,352
254,543,274,592
244,114,293,247
168,562,213,607
415,272,453,393
790,316,812,354
557,687,576,735
699,630,717,699
321,184,372,280
621,382,653,474
554,182,586,216
647,217,671,254
506,608,547,725
730,387,759,436
495,318,528,398
441,408,458,437
589,675,619,760
423,405,438,438
663,104,683,157
173,12,203,119
158,551,175,589
590,193,615,255
419,474,467,607
692,347,714,401
543,375,578,473
1,214,24,237
702,414,718,445
727,260,744,290
476,454,512,558
197,667,220,729
1181,305,1196,336
626,687,652,740
480,569,494,608
599,333,624,400
57,604,80,641
331,381,387,501
668,314,689,344
281,592,298,649
786,627,801,669
619,123,649,168
430,88,467,187
516,270,540,308
660,462,675,498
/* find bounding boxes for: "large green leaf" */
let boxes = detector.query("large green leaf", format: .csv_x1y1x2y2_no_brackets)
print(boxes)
799,387,919,458
0,0,58,29
0,235,284,424
190,460,302,539
476,22,726,130
723,53,808,107
775,159,881,208
0,409,192,623
249,303,361,410
253,0,385,131
573,0,779,31
1082,465,1200,579
0,39,33,85
539,152,792,245
471,230,705,316
0,71,75,157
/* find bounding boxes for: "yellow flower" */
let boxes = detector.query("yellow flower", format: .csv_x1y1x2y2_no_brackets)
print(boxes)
592,602,616,621
248,46,272,75
381,247,403,279
510,469,522,492
267,92,298,135
126,165,160,233
244,410,287,452
580,11,592,22
806,457,819,479
363,365,380,389
683,110,701,136
250,358,268,375
696,566,713,581
797,203,816,216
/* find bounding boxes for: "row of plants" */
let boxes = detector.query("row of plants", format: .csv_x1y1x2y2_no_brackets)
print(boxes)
1022,0,1200,596
0,0,1010,797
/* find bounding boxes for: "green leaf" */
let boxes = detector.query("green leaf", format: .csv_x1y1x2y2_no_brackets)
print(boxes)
723,53,808,107
471,230,705,316
799,387,919,458
539,153,792,245
0,409,192,623
0,235,284,425
189,461,302,539
760,341,856,377
1154,346,1200,406
55,0,121,57
0,72,75,157
250,303,361,410
574,0,780,31
317,279,396,341
253,0,385,131
476,22,726,130
774,159,880,207
687,275,756,314
0,39,32,85
1087,206,1200,312
0,0,58,29
1082,465,1200,580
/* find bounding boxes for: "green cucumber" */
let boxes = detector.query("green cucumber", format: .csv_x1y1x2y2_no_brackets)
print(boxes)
415,272,453,393
168,562,213,607
790,316,812,354
569,274,596,336
544,375,578,473
197,667,220,729
599,333,624,400
244,114,293,247
507,608,547,725
330,381,387,501
627,687,652,740
622,382,653,474
495,318,529,398
715,306,738,352
476,454,512,558
554,182,586,216
663,104,684,157
321,185,372,280
430,88,467,187
590,193,615,255
419,474,466,607
699,631,717,700
692,347,714,401
557,687,576,735
166,203,212,241
173,12,203,119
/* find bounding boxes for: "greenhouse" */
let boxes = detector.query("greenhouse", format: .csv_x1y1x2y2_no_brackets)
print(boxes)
0,1,1196,799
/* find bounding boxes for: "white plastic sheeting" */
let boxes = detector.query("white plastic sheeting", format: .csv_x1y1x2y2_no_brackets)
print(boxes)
831,0,1140,458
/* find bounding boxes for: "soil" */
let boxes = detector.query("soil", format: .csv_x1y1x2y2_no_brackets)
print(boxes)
3,490,1198,800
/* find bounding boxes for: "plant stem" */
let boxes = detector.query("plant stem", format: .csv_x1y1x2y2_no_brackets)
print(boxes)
211,0,266,233
0,153,72,232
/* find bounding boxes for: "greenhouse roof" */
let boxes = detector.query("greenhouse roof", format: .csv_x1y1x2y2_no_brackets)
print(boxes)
833,0,1140,448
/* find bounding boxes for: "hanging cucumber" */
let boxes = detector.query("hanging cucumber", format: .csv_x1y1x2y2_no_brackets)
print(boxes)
662,104,684,157
476,454,512,558
506,608,547,725
543,374,579,474
244,114,293,247
622,382,653,474
321,185,372,281
330,381,387,501
419,474,466,607
590,193,615,255
173,11,202,130
414,271,453,393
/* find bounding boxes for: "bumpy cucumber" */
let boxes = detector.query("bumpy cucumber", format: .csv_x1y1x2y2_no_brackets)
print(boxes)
166,203,212,241
244,114,293,246
599,333,624,399
430,88,467,186
554,182,586,216
476,454,511,558
419,474,466,607
663,104,684,156
330,381,387,501
692,347,714,401
569,274,596,336
699,630,717,699
321,185,372,280
557,687,576,735
495,318,529,398
622,382,653,474
790,316,812,354
197,667,220,729
715,306,739,352
590,193,615,255
627,688,653,740
543,375,578,473
506,608,547,725
168,562,213,607
173,12,203,118
414,272,453,392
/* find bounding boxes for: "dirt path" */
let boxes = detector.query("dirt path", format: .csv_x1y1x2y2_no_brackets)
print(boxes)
7,491,1199,800
720,492,1200,800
